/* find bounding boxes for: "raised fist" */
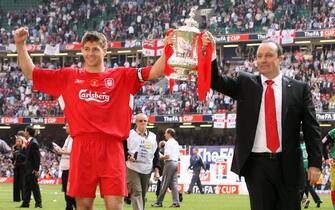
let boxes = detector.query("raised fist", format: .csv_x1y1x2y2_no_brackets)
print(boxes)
14,27,29,45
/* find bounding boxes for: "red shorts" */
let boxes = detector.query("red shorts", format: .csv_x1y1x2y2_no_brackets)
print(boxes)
67,133,127,198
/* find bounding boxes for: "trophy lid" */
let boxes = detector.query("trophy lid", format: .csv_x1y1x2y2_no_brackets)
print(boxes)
177,6,200,33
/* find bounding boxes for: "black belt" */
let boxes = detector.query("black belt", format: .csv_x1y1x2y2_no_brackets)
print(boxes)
250,152,282,160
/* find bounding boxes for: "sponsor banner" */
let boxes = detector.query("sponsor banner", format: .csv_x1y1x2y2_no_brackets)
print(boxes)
180,146,244,193
1,117,19,124
0,177,61,184
301,30,321,38
109,41,122,48
44,117,65,124
180,114,203,123
188,184,239,194
142,39,164,57
155,115,180,123
64,43,81,51
189,145,234,163
38,178,62,184
321,29,335,37
26,44,42,52
148,183,184,193
148,183,240,194
227,34,249,42
203,115,213,122
249,33,268,40
0,177,13,183
216,184,239,194
316,112,335,121
23,117,44,124
216,34,249,43
148,115,156,123
2,112,334,125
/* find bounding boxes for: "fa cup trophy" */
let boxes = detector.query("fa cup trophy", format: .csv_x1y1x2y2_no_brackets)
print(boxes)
167,7,201,81
164,6,213,101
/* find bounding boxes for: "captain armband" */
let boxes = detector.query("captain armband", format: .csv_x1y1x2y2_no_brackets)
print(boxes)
137,68,145,82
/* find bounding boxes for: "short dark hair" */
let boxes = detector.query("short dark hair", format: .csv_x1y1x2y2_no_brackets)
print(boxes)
166,128,176,138
261,40,283,56
81,31,107,50
25,126,35,137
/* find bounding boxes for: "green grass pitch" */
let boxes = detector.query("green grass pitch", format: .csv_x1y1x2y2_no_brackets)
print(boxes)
0,184,333,209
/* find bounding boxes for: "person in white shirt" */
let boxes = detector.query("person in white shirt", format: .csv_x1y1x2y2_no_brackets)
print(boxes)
54,123,76,210
125,113,160,210
152,128,180,208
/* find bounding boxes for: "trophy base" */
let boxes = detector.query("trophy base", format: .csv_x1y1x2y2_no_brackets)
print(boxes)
170,67,197,81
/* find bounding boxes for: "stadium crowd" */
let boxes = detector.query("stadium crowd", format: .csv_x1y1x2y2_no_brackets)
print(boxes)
0,45,334,117
1,0,335,44
0,148,59,178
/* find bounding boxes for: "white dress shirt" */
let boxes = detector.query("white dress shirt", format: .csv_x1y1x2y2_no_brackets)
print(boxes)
164,138,179,161
252,73,283,153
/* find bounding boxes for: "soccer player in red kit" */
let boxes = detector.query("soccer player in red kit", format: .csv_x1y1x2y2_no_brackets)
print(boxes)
14,27,170,210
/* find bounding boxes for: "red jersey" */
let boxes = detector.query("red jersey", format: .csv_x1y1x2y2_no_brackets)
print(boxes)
33,66,151,140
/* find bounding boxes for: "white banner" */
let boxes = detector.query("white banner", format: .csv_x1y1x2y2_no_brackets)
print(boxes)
44,44,60,55
266,29,295,45
213,113,226,128
226,113,236,128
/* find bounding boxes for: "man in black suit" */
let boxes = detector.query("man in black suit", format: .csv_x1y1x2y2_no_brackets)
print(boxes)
20,126,42,208
203,35,322,210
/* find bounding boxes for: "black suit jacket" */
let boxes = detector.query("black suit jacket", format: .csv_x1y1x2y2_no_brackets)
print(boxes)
211,60,322,189
25,138,41,175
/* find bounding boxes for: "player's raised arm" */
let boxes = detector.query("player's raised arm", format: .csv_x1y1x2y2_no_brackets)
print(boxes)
14,27,35,80
147,32,174,81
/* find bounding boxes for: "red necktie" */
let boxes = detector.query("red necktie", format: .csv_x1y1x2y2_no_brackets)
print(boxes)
265,80,280,153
